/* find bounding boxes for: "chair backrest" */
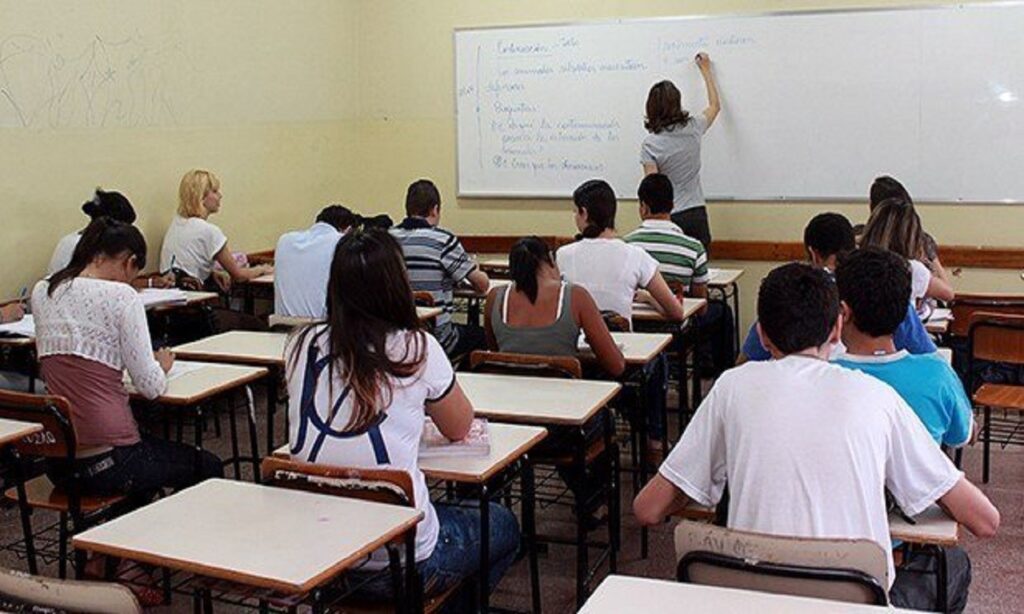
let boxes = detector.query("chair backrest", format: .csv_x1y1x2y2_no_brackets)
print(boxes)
968,311,1024,366
0,567,141,614
260,457,415,508
469,350,582,380
674,521,889,606
949,293,1024,338
0,390,75,461
413,291,435,307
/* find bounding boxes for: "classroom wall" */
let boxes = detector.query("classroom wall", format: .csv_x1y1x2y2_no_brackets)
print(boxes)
345,0,1023,328
4,0,1020,328
0,0,361,293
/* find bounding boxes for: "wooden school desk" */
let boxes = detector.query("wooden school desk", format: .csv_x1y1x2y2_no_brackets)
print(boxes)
72,479,423,612
707,267,745,354
0,418,44,574
454,279,512,326
273,422,548,613
581,331,673,558
126,362,268,480
457,372,622,607
581,575,914,613
890,505,959,613
267,306,443,329
423,423,546,613
173,331,288,453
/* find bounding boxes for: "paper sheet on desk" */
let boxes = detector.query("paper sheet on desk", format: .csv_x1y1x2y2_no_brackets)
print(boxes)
926,307,953,323
0,315,35,338
139,289,188,309
123,360,206,387
577,333,625,352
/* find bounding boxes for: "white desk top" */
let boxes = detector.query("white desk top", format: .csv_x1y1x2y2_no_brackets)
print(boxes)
420,423,547,483
251,274,275,286
173,331,288,367
0,418,43,447
889,505,959,547
458,372,621,426
146,291,220,313
584,332,672,365
272,423,548,484
454,278,512,299
707,267,745,287
631,298,707,323
582,576,910,613
72,479,422,594
269,307,441,329
127,362,268,406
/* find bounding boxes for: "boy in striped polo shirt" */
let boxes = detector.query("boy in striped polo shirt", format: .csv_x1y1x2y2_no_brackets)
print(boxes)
624,173,710,296
626,173,735,375
391,179,490,358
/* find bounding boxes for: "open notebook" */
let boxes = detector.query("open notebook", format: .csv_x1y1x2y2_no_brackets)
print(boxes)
138,288,189,309
419,417,491,458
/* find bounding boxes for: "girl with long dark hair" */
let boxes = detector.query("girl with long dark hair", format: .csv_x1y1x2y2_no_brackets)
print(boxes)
285,228,520,604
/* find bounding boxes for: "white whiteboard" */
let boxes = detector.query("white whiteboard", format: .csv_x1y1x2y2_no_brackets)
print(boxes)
455,4,1024,203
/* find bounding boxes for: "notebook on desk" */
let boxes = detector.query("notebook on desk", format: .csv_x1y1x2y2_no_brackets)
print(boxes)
420,417,491,458
139,288,189,309
0,315,35,338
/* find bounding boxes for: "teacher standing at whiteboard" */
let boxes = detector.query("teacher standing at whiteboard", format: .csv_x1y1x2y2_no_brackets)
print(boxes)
641,52,720,250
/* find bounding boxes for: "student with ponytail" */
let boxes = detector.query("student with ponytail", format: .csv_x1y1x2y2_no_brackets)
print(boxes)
285,228,519,606
47,189,138,276
32,218,223,502
484,236,624,377
556,179,684,324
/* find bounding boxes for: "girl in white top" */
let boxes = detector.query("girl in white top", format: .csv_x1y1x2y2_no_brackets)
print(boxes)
862,198,954,315
47,189,138,276
556,179,685,326
284,229,520,602
159,169,272,291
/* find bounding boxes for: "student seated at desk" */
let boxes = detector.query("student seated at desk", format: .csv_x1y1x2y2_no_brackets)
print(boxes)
484,236,624,376
32,219,223,502
391,179,490,359
634,262,999,613
556,179,684,324
862,197,954,315
159,169,272,292
48,189,138,276
739,212,936,362
834,248,973,449
274,204,357,318
625,173,734,374
285,229,519,605
858,176,941,265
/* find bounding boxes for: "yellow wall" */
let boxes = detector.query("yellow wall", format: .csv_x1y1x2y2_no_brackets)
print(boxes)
3,0,1021,329
0,0,360,293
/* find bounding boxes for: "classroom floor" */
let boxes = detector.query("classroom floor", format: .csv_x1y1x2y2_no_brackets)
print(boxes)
0,385,1021,613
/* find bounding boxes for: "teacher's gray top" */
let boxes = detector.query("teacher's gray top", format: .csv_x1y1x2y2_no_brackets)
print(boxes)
640,114,709,214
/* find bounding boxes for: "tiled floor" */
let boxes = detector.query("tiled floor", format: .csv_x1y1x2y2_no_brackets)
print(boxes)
1,387,1020,613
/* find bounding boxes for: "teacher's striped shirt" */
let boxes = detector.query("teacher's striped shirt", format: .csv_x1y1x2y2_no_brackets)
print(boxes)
624,219,709,291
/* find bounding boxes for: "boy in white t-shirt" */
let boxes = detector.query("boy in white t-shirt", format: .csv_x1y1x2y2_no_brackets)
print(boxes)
634,262,998,612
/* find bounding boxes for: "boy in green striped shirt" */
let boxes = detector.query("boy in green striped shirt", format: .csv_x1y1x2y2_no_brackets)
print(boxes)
626,173,736,375
624,173,710,297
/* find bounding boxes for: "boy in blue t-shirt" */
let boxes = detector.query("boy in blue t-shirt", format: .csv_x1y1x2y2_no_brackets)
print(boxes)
740,212,936,362
833,247,973,448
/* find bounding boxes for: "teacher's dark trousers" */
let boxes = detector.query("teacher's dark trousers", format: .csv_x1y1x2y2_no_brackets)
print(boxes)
671,206,712,252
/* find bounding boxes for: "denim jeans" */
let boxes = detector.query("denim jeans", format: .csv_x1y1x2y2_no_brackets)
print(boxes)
890,546,972,613
351,501,520,608
47,435,224,505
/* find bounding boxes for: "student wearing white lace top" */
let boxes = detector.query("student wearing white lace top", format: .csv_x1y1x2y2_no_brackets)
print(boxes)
33,218,223,502
159,169,272,292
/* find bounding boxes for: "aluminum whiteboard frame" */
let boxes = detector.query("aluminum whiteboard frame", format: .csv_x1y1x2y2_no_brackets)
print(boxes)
451,1,1024,204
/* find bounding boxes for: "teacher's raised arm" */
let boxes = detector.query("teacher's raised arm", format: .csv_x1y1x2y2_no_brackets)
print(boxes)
639,53,720,250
